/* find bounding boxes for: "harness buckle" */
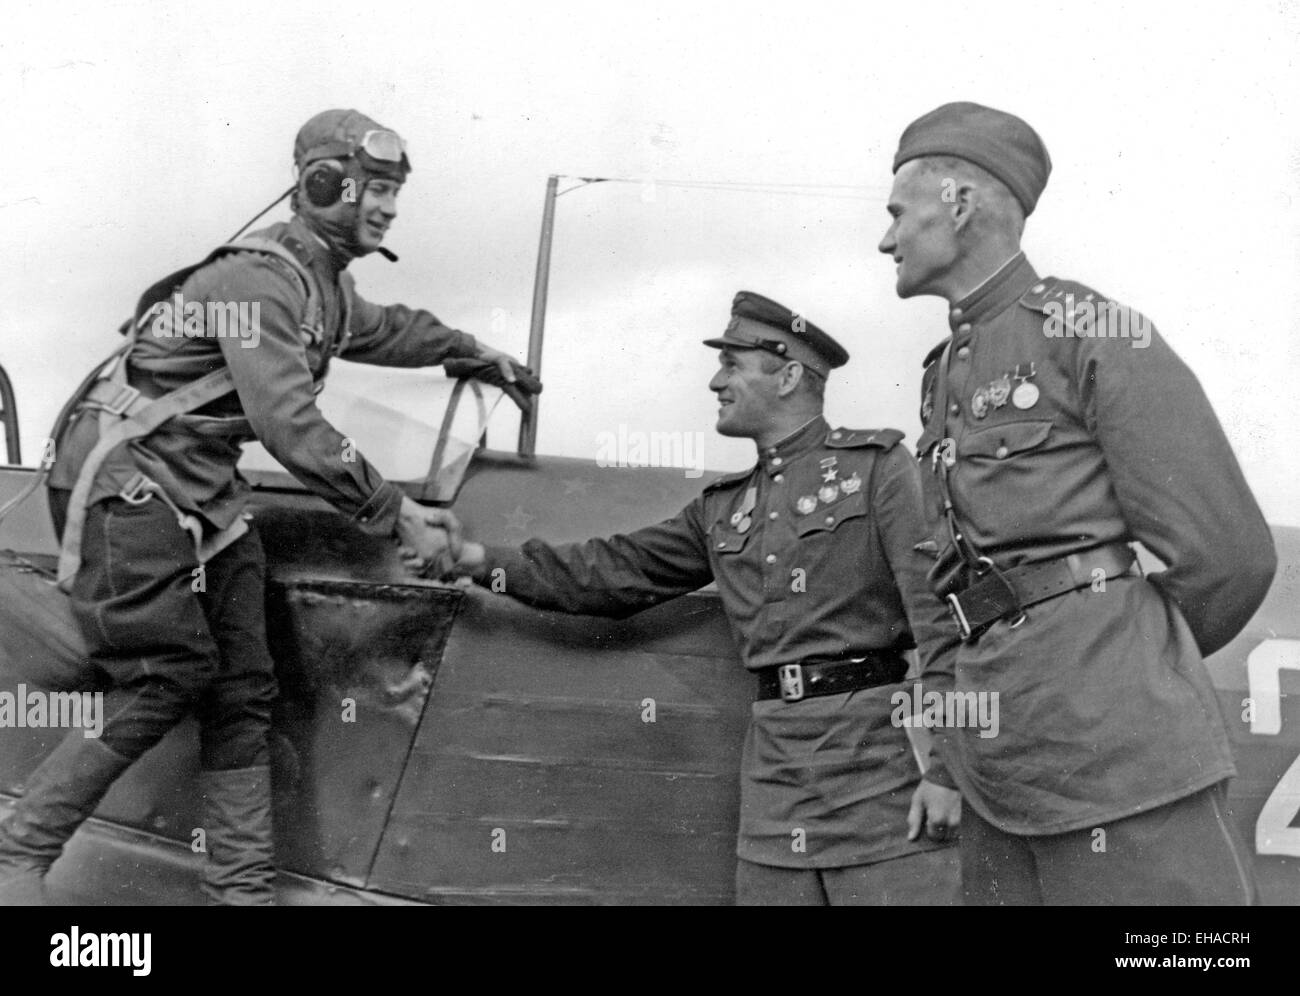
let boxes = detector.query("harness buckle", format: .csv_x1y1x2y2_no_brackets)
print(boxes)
118,472,155,505
100,384,141,417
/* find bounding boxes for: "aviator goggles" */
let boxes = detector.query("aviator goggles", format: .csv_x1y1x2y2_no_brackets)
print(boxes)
300,129,410,169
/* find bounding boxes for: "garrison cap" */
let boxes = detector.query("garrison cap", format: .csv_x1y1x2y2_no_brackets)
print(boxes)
703,291,849,378
294,108,411,180
893,101,1051,216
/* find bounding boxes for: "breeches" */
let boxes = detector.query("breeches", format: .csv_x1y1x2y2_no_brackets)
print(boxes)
67,496,277,770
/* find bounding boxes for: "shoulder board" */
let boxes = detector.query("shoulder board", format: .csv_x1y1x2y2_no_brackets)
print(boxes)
702,467,754,493
1018,275,1152,341
1018,275,1106,313
826,427,904,450
922,337,948,368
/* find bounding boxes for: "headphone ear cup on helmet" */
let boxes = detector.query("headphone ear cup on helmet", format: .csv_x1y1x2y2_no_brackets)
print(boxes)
303,160,347,207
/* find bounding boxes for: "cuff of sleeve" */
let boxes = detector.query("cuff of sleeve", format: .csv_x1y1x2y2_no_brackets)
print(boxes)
924,733,958,789
456,330,479,359
924,757,958,791
356,481,404,536
473,544,521,588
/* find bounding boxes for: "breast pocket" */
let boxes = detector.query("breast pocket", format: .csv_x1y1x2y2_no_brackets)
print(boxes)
793,491,869,537
709,522,754,556
960,419,1053,463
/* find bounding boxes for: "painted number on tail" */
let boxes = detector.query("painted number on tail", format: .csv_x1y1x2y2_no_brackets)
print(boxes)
1247,639,1300,855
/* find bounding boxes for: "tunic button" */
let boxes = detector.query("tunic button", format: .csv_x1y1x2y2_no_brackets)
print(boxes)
774,474,784,483
831,431,842,439
765,554,776,564
824,515,834,525
948,403,960,415
956,346,970,359
950,307,963,320
957,323,971,334
771,457,783,466
995,445,1009,459
1031,282,1045,293
717,542,727,549
769,511,778,520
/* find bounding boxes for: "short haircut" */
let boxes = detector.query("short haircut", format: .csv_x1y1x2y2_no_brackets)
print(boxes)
756,350,826,401
910,154,1025,239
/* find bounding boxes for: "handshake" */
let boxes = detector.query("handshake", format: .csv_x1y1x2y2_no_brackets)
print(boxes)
394,497,485,581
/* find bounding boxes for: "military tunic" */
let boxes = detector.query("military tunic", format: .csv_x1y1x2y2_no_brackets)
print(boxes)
914,252,1276,834
481,415,955,867
49,216,480,536
39,213,487,772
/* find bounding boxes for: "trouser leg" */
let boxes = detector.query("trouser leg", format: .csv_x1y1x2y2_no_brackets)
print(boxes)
960,803,1044,905
734,859,830,905
72,498,223,757
0,733,133,904
820,846,962,905
1034,782,1257,905
0,497,238,902
193,528,278,905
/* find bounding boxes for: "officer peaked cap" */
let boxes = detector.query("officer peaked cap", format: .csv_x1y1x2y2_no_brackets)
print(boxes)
703,291,849,378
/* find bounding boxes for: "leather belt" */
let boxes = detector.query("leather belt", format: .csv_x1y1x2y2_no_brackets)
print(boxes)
756,653,908,703
945,542,1137,641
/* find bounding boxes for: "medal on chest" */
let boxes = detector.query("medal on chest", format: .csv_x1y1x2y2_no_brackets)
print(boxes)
841,471,862,495
817,456,841,502
971,385,990,419
1012,362,1040,409
729,486,757,533
987,373,1011,409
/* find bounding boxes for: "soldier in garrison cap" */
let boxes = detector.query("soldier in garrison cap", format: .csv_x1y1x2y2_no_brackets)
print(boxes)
0,109,536,905
424,291,962,905
879,100,1276,904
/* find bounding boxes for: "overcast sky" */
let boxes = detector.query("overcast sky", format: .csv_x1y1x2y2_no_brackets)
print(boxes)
3,0,1297,524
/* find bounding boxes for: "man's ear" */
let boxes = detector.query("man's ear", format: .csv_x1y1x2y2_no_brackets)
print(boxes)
776,361,805,398
952,181,978,233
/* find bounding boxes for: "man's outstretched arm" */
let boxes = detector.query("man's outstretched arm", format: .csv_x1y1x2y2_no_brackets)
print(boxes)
422,506,716,619
344,292,538,400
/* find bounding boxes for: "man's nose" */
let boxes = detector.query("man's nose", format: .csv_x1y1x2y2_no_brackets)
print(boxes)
878,227,896,255
708,369,726,392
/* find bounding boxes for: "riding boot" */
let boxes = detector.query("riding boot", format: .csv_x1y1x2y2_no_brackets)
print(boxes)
0,732,133,905
198,766,276,905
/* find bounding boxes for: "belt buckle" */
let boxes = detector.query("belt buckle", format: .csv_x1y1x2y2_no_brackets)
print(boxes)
101,384,141,416
977,556,1027,630
945,593,973,641
118,472,154,505
777,664,805,702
